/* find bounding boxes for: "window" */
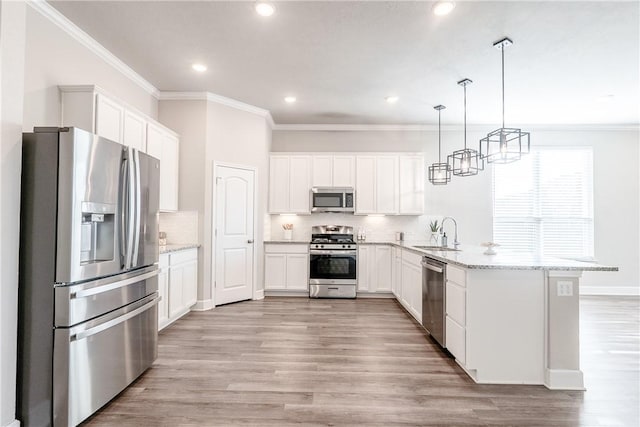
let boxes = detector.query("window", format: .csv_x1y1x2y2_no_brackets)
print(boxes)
493,148,594,259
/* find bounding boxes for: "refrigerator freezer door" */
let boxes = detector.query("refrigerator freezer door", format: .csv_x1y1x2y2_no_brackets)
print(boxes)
53,294,159,427
56,128,125,283
54,266,158,327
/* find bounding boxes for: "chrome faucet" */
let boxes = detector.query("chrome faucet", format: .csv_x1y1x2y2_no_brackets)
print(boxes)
441,217,460,248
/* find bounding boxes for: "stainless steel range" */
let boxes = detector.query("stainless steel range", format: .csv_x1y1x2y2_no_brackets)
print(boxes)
309,225,357,298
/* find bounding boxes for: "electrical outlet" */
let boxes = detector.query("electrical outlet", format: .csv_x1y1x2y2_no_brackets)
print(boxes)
557,281,574,297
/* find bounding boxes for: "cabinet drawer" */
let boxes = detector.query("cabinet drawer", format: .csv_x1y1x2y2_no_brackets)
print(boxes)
402,250,422,267
447,264,466,287
264,243,308,254
446,282,465,326
170,248,198,265
446,316,466,364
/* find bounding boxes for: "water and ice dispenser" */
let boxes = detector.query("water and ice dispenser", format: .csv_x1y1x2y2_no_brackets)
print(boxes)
80,203,115,264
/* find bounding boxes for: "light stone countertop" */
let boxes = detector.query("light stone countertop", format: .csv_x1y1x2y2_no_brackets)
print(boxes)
264,240,310,244
159,243,200,254
353,240,617,272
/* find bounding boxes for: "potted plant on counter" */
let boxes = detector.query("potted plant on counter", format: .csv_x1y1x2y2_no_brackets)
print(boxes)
429,220,441,245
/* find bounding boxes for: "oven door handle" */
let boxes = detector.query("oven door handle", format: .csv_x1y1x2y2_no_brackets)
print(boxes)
309,250,357,256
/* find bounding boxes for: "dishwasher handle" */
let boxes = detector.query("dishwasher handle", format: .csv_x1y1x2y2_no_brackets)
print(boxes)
421,261,444,273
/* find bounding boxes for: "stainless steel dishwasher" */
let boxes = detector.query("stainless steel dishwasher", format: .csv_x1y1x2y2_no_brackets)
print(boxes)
421,257,446,347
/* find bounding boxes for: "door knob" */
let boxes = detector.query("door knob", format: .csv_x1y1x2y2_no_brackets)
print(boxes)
247,239,254,244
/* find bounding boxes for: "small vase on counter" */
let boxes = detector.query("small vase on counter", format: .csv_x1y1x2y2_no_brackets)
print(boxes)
282,223,293,240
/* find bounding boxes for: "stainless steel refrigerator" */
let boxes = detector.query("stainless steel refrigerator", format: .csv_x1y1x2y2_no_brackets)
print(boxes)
17,127,160,426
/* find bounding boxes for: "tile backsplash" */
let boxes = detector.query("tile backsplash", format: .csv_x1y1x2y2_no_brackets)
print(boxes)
267,213,443,242
159,211,199,244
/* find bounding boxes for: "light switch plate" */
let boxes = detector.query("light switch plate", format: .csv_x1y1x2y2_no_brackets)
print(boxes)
557,280,574,297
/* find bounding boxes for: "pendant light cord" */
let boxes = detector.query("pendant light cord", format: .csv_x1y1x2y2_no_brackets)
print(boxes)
501,46,505,129
438,109,442,162
463,84,467,150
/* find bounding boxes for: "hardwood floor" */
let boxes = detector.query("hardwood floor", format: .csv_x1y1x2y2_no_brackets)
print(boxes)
83,296,639,426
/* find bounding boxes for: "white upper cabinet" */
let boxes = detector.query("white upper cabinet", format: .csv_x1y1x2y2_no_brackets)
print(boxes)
95,93,123,143
355,156,376,214
289,156,312,213
148,123,180,212
356,155,399,215
123,109,147,152
269,155,311,214
312,155,333,187
270,152,423,216
399,155,425,215
376,156,399,214
311,155,355,188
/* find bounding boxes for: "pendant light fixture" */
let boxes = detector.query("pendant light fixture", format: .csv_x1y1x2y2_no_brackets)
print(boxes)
448,79,483,177
480,37,530,164
428,105,451,185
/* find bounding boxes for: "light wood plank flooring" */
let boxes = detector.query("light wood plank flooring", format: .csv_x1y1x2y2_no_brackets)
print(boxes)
83,296,639,426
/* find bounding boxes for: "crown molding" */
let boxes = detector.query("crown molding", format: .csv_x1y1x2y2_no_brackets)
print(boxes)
272,123,640,132
27,0,160,98
159,91,274,125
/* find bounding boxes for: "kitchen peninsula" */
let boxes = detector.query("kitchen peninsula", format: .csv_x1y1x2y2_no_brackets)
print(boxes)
363,241,617,390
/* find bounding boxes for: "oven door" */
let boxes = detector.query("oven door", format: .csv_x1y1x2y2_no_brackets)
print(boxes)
309,250,357,284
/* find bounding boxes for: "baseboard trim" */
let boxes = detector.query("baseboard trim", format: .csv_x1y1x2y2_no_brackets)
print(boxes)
191,299,214,311
5,419,21,427
544,368,585,390
264,290,309,297
253,289,265,300
356,292,395,299
580,286,639,296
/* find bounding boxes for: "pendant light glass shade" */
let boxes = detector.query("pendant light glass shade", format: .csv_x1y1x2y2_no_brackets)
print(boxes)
448,79,483,177
480,37,530,164
428,105,451,185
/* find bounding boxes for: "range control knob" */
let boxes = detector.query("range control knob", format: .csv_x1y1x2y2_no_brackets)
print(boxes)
320,244,325,249
342,245,346,248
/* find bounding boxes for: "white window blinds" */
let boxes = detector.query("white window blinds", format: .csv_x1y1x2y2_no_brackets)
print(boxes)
493,148,594,259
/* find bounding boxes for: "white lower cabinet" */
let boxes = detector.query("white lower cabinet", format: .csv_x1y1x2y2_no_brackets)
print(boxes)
357,245,392,293
392,247,402,298
158,248,198,331
445,264,466,363
264,244,309,291
399,249,422,323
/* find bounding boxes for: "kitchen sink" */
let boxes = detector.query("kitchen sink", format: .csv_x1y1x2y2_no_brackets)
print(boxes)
412,245,461,252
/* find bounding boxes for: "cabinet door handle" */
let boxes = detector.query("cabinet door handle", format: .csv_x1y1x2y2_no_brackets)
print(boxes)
247,239,254,244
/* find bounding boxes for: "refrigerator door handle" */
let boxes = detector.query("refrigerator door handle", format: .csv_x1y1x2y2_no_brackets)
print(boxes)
70,295,159,342
71,270,158,299
132,149,142,266
119,154,128,268
125,147,136,269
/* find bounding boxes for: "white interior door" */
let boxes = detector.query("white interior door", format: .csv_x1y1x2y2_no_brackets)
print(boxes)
215,165,255,305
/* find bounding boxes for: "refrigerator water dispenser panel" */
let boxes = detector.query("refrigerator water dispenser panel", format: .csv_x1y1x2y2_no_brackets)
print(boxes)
80,201,116,264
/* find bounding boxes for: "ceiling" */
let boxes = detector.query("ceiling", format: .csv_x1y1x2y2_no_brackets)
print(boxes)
50,1,639,126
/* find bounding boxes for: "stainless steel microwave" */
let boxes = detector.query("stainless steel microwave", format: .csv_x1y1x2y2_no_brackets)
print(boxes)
310,187,355,213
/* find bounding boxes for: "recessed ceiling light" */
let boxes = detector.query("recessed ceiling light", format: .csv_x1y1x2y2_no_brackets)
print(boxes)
255,2,275,17
385,96,399,104
432,1,456,16
284,96,297,103
192,63,207,72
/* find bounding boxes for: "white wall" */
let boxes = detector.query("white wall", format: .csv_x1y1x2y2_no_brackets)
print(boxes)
159,99,272,303
0,2,26,426
272,128,640,293
206,102,272,297
22,5,158,131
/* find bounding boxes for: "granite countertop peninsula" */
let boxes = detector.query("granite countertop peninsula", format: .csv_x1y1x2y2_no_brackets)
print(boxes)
357,240,617,272
159,243,200,254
